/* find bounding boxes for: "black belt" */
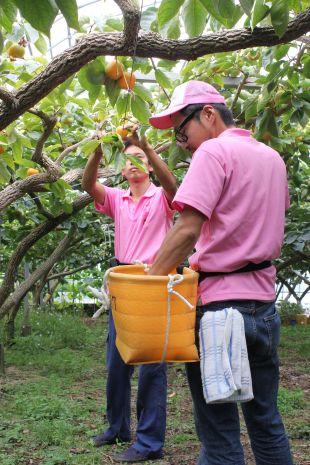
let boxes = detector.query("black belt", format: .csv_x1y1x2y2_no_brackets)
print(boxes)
198,261,272,284
109,258,130,267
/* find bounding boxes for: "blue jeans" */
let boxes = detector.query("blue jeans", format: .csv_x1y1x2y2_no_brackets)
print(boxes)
186,300,293,465
105,311,167,454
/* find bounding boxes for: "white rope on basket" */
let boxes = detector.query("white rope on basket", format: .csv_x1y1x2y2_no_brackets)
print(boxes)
160,274,194,364
91,267,112,319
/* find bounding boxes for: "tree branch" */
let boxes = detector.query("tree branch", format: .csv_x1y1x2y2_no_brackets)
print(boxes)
300,285,310,302
47,259,104,281
292,270,310,287
277,274,300,302
56,135,94,165
0,8,309,130
232,72,248,112
114,0,141,49
0,87,18,108
0,193,92,309
28,109,60,175
0,172,60,212
0,226,76,319
28,193,54,219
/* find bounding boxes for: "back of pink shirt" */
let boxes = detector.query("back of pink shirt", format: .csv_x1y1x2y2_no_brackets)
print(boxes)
172,128,289,304
95,183,173,264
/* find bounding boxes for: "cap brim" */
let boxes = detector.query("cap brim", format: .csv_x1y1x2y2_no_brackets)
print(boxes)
149,103,189,129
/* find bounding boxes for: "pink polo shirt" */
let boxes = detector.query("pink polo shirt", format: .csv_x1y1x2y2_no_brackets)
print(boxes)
172,128,289,304
95,183,173,264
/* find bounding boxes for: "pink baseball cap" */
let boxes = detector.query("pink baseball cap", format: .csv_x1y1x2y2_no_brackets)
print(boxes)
149,80,226,129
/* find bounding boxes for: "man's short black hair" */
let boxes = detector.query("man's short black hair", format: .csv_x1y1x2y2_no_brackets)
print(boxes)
123,141,134,151
180,103,235,127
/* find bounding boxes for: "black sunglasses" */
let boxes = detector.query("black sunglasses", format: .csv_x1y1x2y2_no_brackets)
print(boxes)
174,109,202,143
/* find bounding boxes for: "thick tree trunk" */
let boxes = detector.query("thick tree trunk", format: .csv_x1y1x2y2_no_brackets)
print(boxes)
4,303,20,345
0,227,76,319
44,279,60,305
33,270,49,308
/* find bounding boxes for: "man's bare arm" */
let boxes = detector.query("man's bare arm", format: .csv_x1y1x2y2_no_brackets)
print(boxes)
149,206,206,275
143,142,177,203
81,145,106,204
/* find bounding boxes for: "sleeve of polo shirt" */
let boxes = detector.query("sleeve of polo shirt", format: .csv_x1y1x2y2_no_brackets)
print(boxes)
160,188,175,216
172,149,225,219
94,185,121,219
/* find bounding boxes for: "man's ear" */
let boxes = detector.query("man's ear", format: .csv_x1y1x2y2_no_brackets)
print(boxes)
202,105,216,122
148,164,154,173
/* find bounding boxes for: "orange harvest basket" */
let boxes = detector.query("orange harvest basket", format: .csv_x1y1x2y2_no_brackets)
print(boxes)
107,265,199,365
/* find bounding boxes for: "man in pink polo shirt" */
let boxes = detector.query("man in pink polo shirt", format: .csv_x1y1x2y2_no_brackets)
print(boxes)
82,136,177,463
148,81,293,465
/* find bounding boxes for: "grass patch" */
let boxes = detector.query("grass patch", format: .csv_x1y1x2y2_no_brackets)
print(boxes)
278,387,305,416
0,312,309,465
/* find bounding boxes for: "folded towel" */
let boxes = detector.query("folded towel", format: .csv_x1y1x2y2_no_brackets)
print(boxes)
199,307,253,404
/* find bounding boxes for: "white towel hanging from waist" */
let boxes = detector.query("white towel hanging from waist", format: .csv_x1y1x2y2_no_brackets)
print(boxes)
199,307,253,404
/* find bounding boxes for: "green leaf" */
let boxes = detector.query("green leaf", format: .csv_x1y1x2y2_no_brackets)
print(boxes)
133,83,153,103
104,78,121,107
302,56,310,79
0,152,15,170
0,160,11,184
116,92,130,116
274,44,290,60
256,108,279,139
140,7,157,31
57,75,75,94
158,0,185,29
0,0,17,22
85,58,105,85
270,0,289,38
218,0,236,19
125,155,148,173
79,140,100,157
56,178,73,190
244,97,258,122
34,33,47,54
105,18,123,31
55,0,80,31
12,0,58,37
199,0,223,24
62,200,73,214
239,0,254,16
114,150,125,174
0,30,3,54
131,95,151,124
48,179,67,199
251,0,269,29
0,0,17,32
12,139,23,163
183,0,207,37
155,68,172,89
167,15,181,39
157,59,178,71
168,142,189,169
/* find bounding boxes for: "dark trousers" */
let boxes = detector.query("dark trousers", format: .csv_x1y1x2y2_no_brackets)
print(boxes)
186,300,293,465
105,311,167,454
